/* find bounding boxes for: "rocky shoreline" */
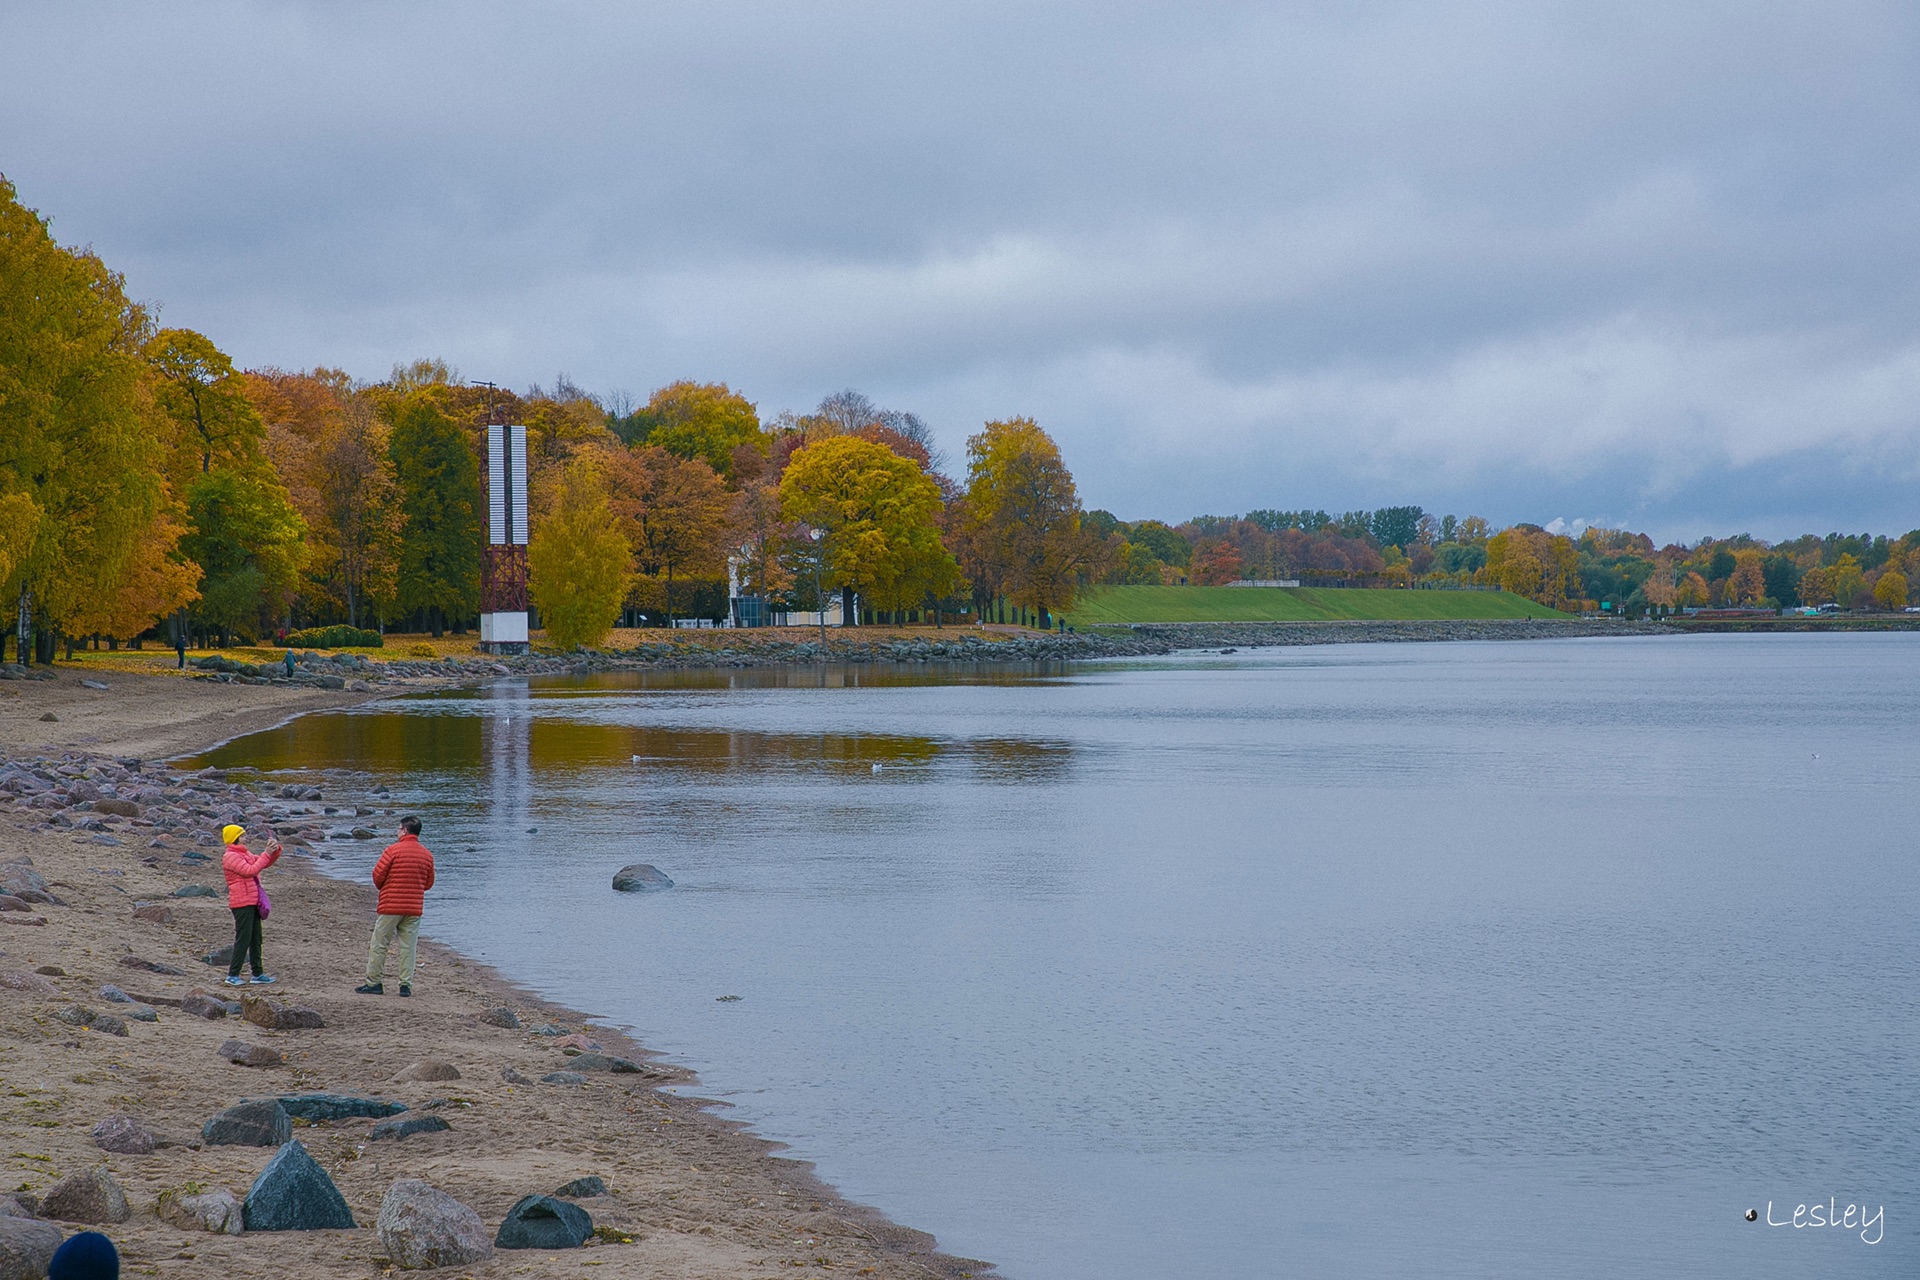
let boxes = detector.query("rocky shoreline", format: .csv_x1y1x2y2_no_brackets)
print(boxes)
171,617,1680,692
0,743,994,1279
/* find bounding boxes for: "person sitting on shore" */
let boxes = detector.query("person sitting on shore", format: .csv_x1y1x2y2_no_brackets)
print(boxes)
221,823,282,987
357,815,435,997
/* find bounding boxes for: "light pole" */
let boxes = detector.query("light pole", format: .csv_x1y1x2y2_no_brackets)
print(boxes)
808,528,828,649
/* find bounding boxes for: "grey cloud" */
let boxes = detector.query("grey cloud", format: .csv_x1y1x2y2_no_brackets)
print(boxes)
4,1,1918,540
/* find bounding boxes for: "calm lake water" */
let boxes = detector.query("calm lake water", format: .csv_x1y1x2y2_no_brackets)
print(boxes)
193,634,1920,1278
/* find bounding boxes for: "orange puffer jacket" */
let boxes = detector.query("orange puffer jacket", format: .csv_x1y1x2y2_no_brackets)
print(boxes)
372,835,436,916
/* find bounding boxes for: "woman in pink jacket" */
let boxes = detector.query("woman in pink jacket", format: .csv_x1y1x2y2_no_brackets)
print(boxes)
221,823,283,987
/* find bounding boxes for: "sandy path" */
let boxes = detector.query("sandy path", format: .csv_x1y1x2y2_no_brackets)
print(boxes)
0,673,990,1279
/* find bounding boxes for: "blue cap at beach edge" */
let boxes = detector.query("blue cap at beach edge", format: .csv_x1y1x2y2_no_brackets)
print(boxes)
50,1230,120,1280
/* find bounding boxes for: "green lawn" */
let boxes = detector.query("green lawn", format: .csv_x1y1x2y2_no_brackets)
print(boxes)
1064,585,1571,625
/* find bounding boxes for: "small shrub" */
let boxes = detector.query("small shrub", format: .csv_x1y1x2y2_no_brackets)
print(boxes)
285,625,383,649
405,642,437,658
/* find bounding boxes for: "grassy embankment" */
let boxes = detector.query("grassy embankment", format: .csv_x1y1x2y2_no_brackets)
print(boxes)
1065,585,1570,626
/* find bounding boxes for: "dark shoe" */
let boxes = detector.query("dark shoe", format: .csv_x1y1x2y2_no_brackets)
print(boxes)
397,984,411,997
355,982,383,995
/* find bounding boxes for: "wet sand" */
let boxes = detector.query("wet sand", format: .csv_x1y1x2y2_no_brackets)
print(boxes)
0,671,991,1278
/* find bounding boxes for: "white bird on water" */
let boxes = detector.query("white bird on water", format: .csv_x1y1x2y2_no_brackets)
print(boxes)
872,762,883,774
631,755,641,764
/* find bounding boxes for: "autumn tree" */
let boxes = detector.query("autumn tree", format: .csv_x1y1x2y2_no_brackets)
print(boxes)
779,435,959,625
727,444,795,604
1873,569,1908,611
1829,554,1866,609
1727,550,1768,605
0,178,180,659
389,395,482,635
249,370,401,627
616,381,765,479
146,329,262,476
602,445,733,622
961,418,1097,625
1192,538,1244,585
529,456,633,649
1481,526,1579,608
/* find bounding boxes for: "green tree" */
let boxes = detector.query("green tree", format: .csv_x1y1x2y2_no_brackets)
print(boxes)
529,456,633,649
145,329,262,477
779,435,959,625
146,328,307,641
390,395,482,635
178,466,305,641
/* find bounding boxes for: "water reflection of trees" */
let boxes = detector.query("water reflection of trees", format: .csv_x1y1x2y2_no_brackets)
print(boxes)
196,703,1075,784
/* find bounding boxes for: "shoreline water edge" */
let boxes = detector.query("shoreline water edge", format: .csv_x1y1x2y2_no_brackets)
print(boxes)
1,615,1902,1276
0,675,996,1279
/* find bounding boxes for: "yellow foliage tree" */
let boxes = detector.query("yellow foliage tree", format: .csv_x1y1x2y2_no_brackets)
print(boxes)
0,177,168,659
960,417,1096,623
1728,550,1768,604
64,513,201,641
1829,554,1866,609
1481,527,1578,606
1872,569,1908,611
780,435,959,625
1674,571,1711,608
528,457,634,650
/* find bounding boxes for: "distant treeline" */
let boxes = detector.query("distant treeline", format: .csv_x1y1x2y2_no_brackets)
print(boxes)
1094,509,1916,616
5,175,1909,662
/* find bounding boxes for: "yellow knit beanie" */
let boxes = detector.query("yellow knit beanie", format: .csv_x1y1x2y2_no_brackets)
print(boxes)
221,824,245,846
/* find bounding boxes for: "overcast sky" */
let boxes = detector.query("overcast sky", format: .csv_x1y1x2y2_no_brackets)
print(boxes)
4,2,1918,540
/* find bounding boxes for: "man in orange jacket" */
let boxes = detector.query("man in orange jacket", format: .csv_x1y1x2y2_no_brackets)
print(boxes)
356,815,436,997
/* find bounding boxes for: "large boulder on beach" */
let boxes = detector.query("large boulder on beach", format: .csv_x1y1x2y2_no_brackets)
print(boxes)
203,1099,292,1147
89,1115,155,1155
0,1217,64,1278
493,1194,593,1250
378,1180,492,1269
0,864,48,899
243,1140,354,1231
370,1115,450,1142
0,971,57,997
243,995,325,1030
180,993,229,1019
391,1060,461,1083
565,1053,642,1074
276,1094,406,1122
38,1166,129,1224
610,863,673,893
156,1185,243,1235
218,1038,284,1069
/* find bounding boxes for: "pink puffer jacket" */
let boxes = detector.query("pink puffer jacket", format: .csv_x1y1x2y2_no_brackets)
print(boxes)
222,842,281,909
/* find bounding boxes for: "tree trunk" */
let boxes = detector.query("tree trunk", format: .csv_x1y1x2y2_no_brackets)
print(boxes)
841,584,857,627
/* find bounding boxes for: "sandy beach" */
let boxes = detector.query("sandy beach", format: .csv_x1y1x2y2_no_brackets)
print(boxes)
0,668,990,1278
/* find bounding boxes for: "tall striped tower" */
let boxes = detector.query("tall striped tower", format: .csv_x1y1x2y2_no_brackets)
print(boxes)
480,423,530,653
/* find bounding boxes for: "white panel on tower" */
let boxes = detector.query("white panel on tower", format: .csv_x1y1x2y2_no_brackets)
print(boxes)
509,426,528,545
487,425,507,545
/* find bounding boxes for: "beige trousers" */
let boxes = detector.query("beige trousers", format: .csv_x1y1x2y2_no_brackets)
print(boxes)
366,914,422,985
